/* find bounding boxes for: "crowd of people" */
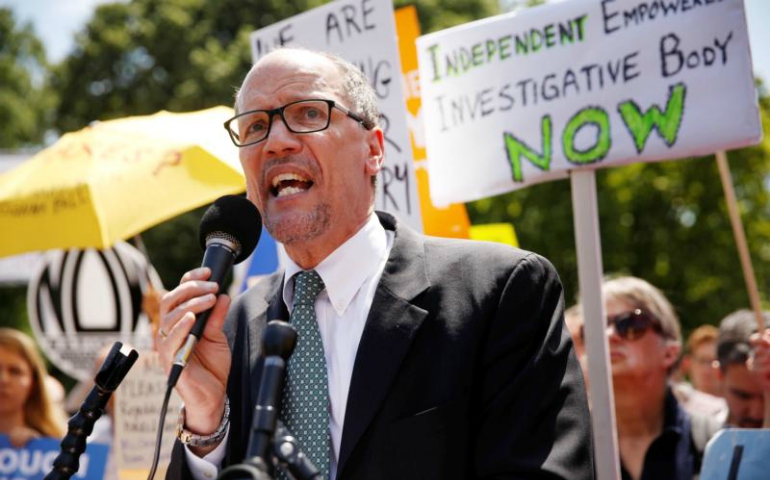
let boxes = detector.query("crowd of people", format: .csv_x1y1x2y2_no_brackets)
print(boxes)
4,279,768,480
565,277,770,480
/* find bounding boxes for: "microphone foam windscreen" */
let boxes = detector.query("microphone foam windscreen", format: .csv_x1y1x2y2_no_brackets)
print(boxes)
199,195,262,264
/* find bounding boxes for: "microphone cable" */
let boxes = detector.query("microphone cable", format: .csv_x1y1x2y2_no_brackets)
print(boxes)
145,384,174,480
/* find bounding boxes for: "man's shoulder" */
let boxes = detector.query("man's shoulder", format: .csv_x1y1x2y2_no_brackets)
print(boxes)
408,235,562,295
421,234,556,274
382,210,555,274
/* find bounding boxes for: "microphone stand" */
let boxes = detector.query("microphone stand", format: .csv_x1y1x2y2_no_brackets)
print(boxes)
271,421,323,480
45,342,139,480
217,321,322,480
217,421,322,480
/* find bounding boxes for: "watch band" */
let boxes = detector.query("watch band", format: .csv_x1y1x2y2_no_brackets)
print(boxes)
176,397,230,448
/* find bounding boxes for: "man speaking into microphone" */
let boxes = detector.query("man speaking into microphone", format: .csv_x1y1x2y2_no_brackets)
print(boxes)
157,48,593,480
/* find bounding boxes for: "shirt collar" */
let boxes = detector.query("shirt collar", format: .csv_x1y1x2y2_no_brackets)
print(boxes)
283,213,388,315
663,386,686,436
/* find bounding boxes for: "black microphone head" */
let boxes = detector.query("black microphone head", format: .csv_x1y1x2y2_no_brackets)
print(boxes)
95,342,139,392
262,320,297,360
199,195,262,264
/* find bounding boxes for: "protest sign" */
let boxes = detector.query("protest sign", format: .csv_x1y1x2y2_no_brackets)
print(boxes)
0,435,108,480
395,6,470,238
113,352,181,480
469,223,518,246
700,429,770,480
416,0,762,205
249,0,422,230
27,242,162,381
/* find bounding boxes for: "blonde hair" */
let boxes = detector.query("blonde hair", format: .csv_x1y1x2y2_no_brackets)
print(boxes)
0,328,66,438
686,324,718,353
602,276,682,345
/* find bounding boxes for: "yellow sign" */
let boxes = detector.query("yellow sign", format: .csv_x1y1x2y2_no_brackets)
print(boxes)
469,223,519,247
395,6,470,239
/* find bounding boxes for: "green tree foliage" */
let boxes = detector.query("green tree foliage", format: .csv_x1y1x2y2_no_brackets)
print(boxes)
0,8,52,148
0,8,52,331
396,0,499,33
53,0,499,134
468,92,770,334
53,0,326,134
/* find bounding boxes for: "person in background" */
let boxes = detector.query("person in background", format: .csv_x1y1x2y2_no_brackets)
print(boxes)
45,374,67,414
672,325,727,418
684,325,722,397
716,309,770,428
603,276,720,480
565,304,590,394
0,328,66,447
750,318,770,428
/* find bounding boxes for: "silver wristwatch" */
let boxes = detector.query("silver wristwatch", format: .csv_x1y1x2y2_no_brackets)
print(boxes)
176,397,230,447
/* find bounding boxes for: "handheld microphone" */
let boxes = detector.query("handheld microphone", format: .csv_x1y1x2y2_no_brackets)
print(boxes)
169,195,262,387
45,343,139,480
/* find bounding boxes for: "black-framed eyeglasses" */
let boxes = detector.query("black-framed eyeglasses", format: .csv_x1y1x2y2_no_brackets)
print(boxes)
223,98,373,147
580,308,664,342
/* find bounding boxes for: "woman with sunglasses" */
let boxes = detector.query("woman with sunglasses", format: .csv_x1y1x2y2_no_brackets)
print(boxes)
602,276,720,480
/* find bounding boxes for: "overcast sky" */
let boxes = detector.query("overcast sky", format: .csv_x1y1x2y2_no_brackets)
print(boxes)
2,0,769,82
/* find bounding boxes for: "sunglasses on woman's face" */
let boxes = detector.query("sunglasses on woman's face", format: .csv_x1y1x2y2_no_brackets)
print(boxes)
607,309,663,341
580,309,664,341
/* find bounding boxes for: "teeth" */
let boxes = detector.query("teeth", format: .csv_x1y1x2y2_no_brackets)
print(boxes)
277,186,304,197
272,173,309,188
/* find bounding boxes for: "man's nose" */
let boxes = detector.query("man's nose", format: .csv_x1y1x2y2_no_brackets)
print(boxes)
263,114,302,155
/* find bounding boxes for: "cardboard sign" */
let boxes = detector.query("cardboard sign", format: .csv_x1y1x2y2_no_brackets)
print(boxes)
27,242,162,381
113,352,181,480
395,6,471,238
469,223,519,247
416,0,762,205
249,0,422,230
0,435,108,480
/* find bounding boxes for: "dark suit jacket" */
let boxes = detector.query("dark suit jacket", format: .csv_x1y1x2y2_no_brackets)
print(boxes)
168,212,594,480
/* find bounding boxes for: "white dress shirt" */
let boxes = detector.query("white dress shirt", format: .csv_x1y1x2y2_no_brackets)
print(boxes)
186,213,393,480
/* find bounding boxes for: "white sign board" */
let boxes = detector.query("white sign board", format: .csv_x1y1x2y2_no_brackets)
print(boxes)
113,352,182,480
28,242,162,380
250,0,421,230
417,0,762,205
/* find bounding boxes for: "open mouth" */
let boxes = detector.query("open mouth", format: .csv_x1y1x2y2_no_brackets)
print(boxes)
270,173,313,197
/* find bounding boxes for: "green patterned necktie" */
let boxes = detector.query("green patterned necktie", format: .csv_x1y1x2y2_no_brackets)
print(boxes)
281,270,330,479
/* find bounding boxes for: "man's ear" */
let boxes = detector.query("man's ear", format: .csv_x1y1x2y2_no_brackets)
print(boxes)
364,127,385,176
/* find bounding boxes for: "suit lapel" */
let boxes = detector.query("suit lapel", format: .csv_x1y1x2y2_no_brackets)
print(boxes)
246,273,287,403
337,213,430,474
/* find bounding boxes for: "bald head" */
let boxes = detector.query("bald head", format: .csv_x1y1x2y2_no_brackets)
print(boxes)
235,48,380,128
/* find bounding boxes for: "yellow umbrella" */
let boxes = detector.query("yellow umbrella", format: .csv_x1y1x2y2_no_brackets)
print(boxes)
0,106,245,258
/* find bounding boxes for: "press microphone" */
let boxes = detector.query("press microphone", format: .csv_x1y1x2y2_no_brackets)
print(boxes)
169,195,262,387
218,320,324,480
45,343,139,480
246,320,297,464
